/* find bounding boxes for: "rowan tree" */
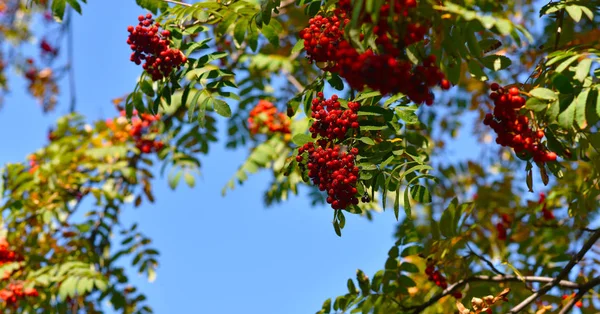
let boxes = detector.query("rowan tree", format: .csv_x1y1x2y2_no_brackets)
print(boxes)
0,0,599,313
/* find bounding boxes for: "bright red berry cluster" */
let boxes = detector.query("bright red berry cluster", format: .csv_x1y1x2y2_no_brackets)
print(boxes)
296,93,362,210
248,100,291,136
483,83,557,164
299,0,449,104
127,14,187,81
425,263,462,298
309,94,360,141
106,108,164,154
299,11,348,66
297,142,360,209
0,282,39,305
538,192,555,221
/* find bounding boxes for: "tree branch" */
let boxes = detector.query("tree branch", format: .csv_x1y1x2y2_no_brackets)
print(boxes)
554,9,565,50
508,229,600,313
467,244,505,276
161,0,192,7
409,275,583,314
558,277,600,314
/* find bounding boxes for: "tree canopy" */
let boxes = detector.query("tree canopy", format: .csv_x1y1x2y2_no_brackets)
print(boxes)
0,0,599,313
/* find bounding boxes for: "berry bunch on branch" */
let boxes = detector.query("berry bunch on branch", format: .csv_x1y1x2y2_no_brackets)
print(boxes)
127,14,187,81
105,107,164,154
0,281,39,305
425,262,463,299
483,83,557,164
299,0,449,104
296,93,362,210
248,100,292,137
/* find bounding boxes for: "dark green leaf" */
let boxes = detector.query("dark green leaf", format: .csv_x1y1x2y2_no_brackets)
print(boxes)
213,100,232,118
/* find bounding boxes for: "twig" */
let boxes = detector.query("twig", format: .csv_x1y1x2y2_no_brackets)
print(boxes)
284,71,304,93
558,277,600,314
467,244,506,276
409,275,583,314
508,229,600,313
161,0,192,7
554,9,565,50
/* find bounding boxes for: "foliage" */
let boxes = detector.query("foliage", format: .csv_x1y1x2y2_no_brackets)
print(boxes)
0,0,599,313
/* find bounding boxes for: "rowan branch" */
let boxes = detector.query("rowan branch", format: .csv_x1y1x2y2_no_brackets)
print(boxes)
467,244,505,276
558,277,600,314
161,0,192,7
408,275,583,314
508,229,600,313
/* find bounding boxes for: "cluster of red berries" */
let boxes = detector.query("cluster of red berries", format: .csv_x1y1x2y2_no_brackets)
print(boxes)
483,83,557,164
299,12,348,66
295,93,362,210
248,100,291,136
309,94,360,140
0,239,19,266
0,282,39,305
425,264,462,298
299,0,449,104
106,108,164,154
297,141,360,209
127,14,187,81
496,213,512,241
538,192,555,221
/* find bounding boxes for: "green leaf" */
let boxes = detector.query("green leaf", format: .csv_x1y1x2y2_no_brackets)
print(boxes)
333,220,342,237
574,58,592,82
467,60,488,81
525,97,549,112
327,73,344,91
530,88,557,100
233,18,248,45
555,55,579,73
575,89,589,129
213,99,232,118
292,134,312,146
168,170,182,190
291,40,305,54
552,73,574,94
66,0,82,14
140,79,155,97
565,5,583,22
558,96,576,129
261,25,279,47
409,185,431,203
358,137,375,145
400,245,423,257
51,0,67,20
58,277,77,300
481,55,512,71
399,262,419,273
184,172,196,188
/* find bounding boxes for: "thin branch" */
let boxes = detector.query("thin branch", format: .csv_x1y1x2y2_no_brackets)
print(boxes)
284,71,304,93
467,244,505,276
559,277,600,314
508,229,600,313
408,275,582,314
554,9,565,50
161,0,192,7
